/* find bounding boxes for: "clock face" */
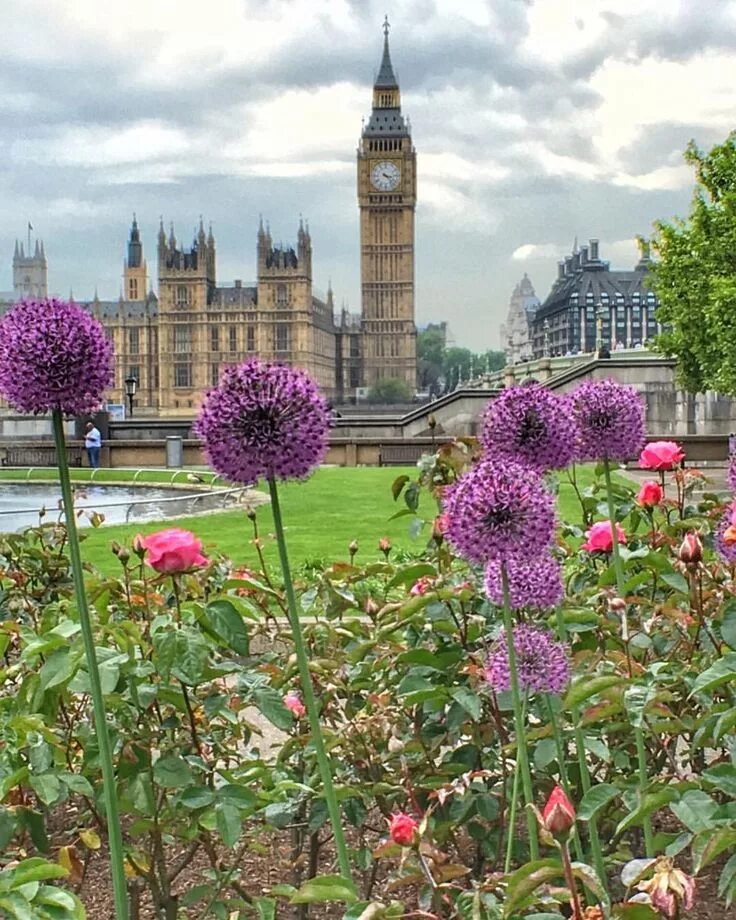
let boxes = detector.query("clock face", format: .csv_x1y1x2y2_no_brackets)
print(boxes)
371,160,401,191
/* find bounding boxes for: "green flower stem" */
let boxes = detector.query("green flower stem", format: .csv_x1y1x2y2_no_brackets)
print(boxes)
503,694,527,873
545,695,584,864
52,410,128,920
554,609,607,898
602,460,654,858
267,478,352,881
500,564,539,861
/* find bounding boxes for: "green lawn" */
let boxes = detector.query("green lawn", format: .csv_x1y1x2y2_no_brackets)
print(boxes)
0,464,599,576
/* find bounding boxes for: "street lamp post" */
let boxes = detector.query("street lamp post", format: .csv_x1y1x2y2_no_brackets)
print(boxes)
124,375,137,418
543,319,550,357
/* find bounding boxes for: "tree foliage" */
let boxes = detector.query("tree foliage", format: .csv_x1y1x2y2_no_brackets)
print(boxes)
367,377,413,404
652,132,736,393
416,328,505,392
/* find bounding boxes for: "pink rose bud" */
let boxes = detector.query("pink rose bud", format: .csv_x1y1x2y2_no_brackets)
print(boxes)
541,785,576,838
637,480,663,507
678,532,703,565
283,692,306,719
388,812,419,847
581,520,627,553
378,537,392,559
410,576,433,596
138,528,207,574
639,440,685,471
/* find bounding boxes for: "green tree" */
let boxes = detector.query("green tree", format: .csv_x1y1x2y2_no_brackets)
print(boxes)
653,132,736,393
367,377,413,404
417,327,445,389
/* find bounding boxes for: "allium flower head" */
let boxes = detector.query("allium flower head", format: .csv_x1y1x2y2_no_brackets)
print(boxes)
194,359,331,485
570,379,645,462
728,456,736,493
0,298,113,416
443,459,556,564
485,624,570,695
715,503,736,563
480,383,577,471
484,554,563,610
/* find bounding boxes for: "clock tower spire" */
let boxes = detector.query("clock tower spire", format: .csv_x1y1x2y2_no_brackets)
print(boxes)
358,18,417,391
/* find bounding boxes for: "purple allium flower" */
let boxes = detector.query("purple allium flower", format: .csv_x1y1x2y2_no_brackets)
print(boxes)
443,459,556,564
715,503,736,564
480,383,577,471
486,624,570,695
569,379,645,463
484,554,563,611
194,359,331,485
0,298,113,416
728,457,736,493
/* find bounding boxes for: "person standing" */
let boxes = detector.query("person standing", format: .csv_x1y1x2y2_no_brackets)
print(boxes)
85,421,102,469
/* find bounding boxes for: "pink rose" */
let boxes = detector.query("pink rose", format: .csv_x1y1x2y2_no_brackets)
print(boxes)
388,812,418,846
581,520,627,553
137,528,207,574
283,691,306,719
637,480,663,507
639,441,685,471
410,576,434,596
678,532,703,565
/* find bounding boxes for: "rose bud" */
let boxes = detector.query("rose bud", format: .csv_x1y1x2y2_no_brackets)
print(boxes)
540,786,576,839
283,691,306,719
723,524,736,547
378,537,392,560
388,812,419,847
637,480,663,507
678,532,703,565
348,539,359,561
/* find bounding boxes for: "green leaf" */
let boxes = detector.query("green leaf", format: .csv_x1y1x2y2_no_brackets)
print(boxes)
253,687,295,731
703,763,736,797
570,862,606,901
9,858,68,886
689,652,736,697
216,801,242,848
533,738,558,770
615,787,678,837
0,808,16,851
577,784,620,821
718,852,736,906
692,827,736,873
449,687,481,722
564,674,626,709
669,790,718,833
391,475,410,501
28,773,63,807
720,602,736,650
291,874,359,905
254,897,277,920
386,563,436,590
154,628,208,686
205,599,249,655
39,647,81,691
153,754,194,789
612,905,659,920
178,787,216,809
660,571,689,593
503,859,563,918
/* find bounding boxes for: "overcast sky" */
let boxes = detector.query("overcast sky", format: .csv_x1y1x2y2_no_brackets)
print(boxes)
3,0,736,348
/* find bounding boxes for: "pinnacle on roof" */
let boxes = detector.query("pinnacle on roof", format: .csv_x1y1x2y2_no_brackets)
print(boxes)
375,15,398,88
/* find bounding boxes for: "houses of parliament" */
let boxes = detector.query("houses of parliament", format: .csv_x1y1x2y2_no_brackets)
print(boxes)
2,21,417,416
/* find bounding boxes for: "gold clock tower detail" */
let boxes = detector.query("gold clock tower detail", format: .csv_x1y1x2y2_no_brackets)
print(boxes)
358,18,417,389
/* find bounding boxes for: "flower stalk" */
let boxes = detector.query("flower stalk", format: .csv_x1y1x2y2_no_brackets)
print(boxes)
603,459,654,858
500,563,539,860
52,409,128,919
268,478,352,880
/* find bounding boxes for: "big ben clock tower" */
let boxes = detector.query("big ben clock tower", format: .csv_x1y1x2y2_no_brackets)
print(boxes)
358,17,417,390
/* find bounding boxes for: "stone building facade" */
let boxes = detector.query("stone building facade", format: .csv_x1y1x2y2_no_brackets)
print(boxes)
357,18,417,388
500,274,539,364
529,239,661,358
0,22,417,414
